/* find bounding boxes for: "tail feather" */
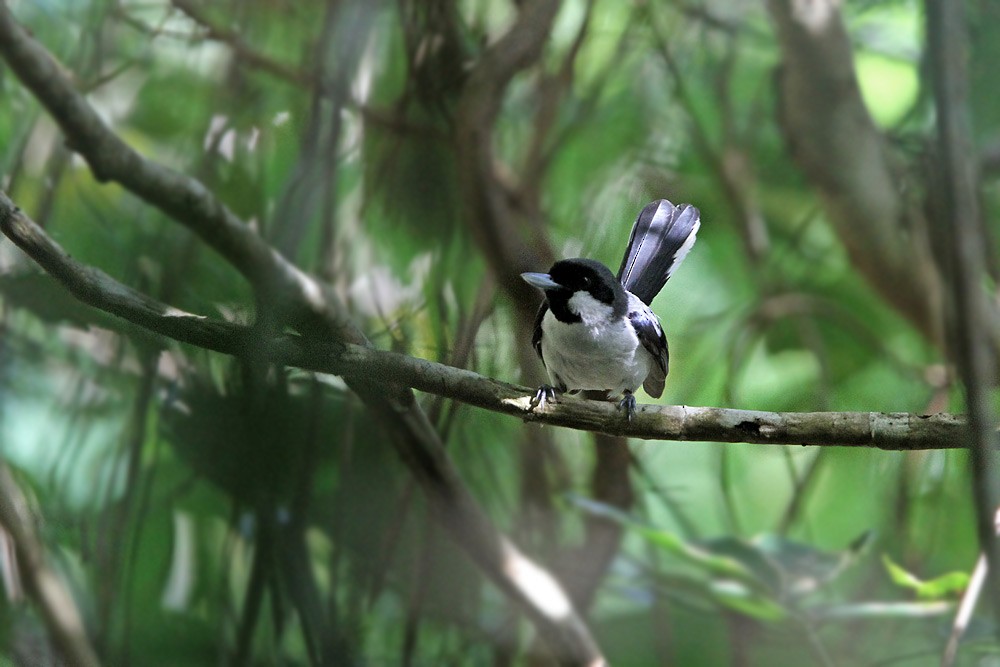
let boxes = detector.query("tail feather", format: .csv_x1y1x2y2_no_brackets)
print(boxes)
616,199,700,305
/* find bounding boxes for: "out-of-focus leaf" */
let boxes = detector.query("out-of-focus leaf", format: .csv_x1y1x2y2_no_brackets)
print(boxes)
750,530,873,597
708,578,787,620
160,373,345,507
577,497,872,622
127,71,219,143
572,497,763,585
575,497,786,624
855,53,918,127
0,272,111,329
883,554,970,600
697,536,784,593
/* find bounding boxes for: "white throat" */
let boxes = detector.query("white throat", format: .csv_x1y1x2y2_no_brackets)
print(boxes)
567,291,614,326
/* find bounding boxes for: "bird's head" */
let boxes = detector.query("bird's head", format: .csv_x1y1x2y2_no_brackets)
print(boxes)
521,259,627,322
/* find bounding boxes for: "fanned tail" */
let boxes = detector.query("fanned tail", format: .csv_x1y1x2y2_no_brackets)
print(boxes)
615,199,701,305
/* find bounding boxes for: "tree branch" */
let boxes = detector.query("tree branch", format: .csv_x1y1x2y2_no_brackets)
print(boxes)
0,193,966,452
767,0,945,347
454,0,560,297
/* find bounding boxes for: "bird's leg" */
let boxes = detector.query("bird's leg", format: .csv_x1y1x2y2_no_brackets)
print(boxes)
529,384,558,412
618,390,637,422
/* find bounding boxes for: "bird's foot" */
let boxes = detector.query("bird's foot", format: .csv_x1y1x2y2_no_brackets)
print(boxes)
618,391,637,422
530,385,557,412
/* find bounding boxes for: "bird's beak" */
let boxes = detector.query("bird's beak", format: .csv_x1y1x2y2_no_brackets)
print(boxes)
520,272,562,291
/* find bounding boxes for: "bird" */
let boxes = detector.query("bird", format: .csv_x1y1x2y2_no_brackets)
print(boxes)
520,199,701,420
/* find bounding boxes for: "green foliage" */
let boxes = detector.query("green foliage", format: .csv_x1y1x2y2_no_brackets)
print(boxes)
576,497,872,624
0,0,990,665
883,554,970,600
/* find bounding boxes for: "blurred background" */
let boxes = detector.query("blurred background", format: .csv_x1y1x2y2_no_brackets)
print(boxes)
0,0,997,664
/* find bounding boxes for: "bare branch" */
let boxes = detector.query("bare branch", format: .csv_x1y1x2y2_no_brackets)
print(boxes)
0,193,967,452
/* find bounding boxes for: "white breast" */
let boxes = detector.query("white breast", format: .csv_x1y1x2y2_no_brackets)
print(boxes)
540,292,654,397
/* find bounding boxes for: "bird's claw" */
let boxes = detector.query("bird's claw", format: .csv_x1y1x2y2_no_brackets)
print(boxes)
618,391,637,422
530,385,557,412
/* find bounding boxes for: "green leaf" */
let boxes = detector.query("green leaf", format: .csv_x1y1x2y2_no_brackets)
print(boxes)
708,579,787,621
882,554,970,600
571,497,764,585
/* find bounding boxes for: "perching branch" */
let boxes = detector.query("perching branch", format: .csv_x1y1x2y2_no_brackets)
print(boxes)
0,194,966,452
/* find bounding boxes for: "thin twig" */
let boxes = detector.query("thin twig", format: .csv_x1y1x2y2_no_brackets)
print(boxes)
169,0,313,88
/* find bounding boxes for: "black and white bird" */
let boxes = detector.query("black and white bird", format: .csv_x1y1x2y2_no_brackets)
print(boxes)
521,199,701,420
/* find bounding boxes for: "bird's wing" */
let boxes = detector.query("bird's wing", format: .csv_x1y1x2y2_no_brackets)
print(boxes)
616,199,701,306
628,301,669,399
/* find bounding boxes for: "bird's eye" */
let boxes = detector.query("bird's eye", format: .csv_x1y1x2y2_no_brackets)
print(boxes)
582,276,592,287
